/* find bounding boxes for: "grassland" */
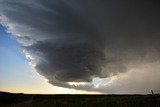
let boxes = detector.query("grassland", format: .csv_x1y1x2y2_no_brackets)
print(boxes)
0,92,160,107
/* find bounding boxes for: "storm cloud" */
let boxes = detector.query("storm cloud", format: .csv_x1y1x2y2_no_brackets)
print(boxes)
0,0,160,93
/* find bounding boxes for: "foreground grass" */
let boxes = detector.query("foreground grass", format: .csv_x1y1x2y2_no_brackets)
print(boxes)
0,92,160,107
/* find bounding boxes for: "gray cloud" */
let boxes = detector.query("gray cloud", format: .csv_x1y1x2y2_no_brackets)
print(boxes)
0,0,160,93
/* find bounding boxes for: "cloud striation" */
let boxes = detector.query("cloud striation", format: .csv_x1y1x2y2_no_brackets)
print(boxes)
0,0,160,93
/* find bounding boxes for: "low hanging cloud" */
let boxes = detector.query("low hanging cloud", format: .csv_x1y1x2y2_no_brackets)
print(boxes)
0,0,160,93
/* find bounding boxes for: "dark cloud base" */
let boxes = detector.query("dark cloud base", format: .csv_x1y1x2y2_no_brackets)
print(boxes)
26,41,106,82
0,0,160,92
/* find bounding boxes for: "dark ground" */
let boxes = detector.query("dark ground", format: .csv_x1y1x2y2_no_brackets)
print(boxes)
0,92,160,107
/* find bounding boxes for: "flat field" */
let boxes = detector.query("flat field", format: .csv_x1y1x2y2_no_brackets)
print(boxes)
0,92,160,107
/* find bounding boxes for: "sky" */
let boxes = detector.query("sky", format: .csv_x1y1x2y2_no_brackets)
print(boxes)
0,0,160,94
